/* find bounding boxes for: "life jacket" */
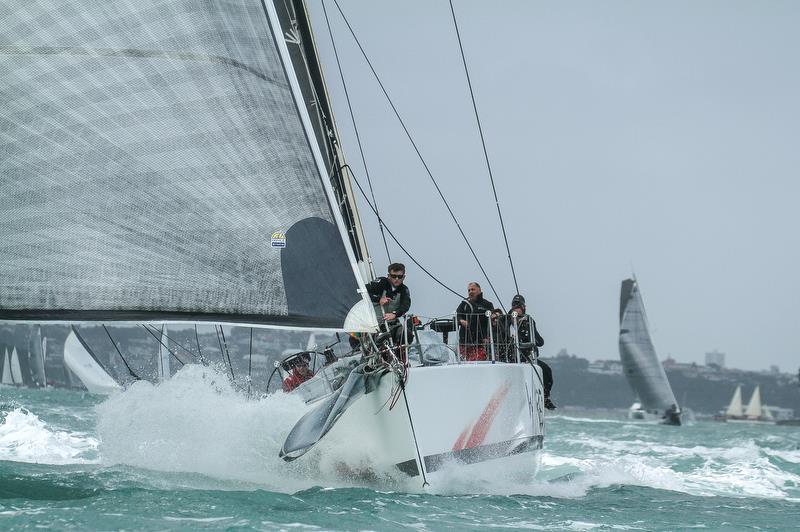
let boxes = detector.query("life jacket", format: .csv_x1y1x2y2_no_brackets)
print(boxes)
282,368,311,392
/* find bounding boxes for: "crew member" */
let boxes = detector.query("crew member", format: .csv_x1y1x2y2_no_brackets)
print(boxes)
456,282,495,361
497,294,556,410
282,354,313,392
365,263,411,344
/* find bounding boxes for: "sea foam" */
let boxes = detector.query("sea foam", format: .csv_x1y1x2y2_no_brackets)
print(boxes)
91,366,800,499
95,364,407,492
0,406,98,465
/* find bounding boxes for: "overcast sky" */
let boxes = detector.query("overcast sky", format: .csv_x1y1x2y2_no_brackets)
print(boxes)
308,0,799,371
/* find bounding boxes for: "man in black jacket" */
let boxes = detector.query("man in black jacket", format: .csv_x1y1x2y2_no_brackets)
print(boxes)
456,282,495,361
366,262,411,327
496,294,556,410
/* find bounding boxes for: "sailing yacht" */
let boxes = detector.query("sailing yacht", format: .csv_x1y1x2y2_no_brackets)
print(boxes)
618,278,681,425
0,1,545,484
718,385,775,424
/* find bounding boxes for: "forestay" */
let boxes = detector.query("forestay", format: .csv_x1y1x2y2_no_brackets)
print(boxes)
618,279,678,411
0,1,375,331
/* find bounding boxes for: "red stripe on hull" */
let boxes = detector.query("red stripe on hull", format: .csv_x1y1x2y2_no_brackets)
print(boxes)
452,381,511,450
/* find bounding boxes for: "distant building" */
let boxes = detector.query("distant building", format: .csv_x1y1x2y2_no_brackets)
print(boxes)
705,349,725,368
587,359,623,375
770,365,780,374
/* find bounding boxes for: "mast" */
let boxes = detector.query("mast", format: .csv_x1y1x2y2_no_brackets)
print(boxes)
273,0,375,280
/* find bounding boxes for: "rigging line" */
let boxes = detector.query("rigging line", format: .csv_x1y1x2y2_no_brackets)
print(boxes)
448,0,519,296
399,377,430,487
140,325,188,366
101,324,141,380
342,164,462,299
145,324,199,361
283,0,367,265
331,0,505,308
248,327,253,397
322,0,391,263
217,325,236,382
214,325,226,367
194,324,207,365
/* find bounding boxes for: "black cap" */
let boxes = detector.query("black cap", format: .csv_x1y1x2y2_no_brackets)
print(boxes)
511,294,526,307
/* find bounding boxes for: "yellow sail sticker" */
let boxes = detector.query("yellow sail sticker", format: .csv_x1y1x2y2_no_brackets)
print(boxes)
271,230,287,248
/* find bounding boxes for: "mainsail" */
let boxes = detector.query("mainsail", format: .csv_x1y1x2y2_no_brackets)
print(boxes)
618,278,679,413
725,385,743,417
0,1,376,332
744,385,763,418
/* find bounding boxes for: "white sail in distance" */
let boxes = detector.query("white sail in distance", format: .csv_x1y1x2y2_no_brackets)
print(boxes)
1,349,13,385
63,330,121,395
744,386,763,418
9,347,23,385
725,385,743,417
618,279,679,413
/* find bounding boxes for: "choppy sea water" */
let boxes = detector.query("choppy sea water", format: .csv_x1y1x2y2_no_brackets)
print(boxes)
2,366,799,530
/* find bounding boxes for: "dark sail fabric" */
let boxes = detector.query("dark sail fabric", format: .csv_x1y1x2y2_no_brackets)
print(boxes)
0,1,373,330
28,326,47,387
618,279,679,411
273,0,370,263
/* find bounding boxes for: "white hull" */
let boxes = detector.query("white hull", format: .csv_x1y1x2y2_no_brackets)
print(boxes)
628,405,662,423
310,362,545,485
628,402,681,425
725,418,775,425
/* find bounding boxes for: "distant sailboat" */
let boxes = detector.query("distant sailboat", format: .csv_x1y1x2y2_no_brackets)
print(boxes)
9,347,24,386
721,385,775,424
63,328,121,395
28,326,47,387
618,278,681,425
1,348,14,385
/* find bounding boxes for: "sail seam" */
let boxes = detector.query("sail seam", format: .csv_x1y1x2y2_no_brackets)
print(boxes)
0,45,281,84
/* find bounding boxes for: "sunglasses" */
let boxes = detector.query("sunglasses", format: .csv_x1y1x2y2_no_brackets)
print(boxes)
389,273,405,280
